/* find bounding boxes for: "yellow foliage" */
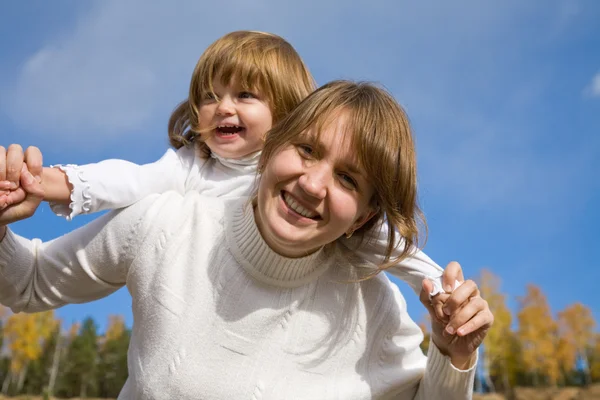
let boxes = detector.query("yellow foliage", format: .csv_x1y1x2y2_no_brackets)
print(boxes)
105,315,126,342
4,311,58,374
591,334,600,381
517,284,560,385
68,322,81,340
479,269,513,378
558,303,595,362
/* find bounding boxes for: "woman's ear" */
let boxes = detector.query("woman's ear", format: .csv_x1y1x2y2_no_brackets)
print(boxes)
350,204,380,233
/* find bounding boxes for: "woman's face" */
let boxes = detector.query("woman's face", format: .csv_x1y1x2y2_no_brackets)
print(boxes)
255,112,377,258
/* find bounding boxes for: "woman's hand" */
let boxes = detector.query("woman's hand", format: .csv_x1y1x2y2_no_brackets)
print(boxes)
420,261,494,369
0,145,43,209
0,145,44,240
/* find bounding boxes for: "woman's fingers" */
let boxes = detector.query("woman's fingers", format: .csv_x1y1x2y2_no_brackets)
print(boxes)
6,144,24,188
24,146,43,182
0,146,6,182
442,279,479,317
445,295,490,335
0,165,44,224
455,307,494,337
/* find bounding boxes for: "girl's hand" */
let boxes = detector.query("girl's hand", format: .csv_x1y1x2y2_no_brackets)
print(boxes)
419,261,494,369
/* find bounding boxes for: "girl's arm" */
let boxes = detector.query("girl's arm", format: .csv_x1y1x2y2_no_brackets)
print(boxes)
0,190,158,313
341,220,445,297
46,146,197,220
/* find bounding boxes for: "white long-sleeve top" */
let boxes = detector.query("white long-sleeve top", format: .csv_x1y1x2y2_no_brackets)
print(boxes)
0,193,475,399
51,147,444,296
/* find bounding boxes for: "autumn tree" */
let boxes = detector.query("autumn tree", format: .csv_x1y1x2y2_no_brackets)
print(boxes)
479,269,515,393
588,333,600,383
22,324,61,395
558,303,596,384
517,284,559,386
1,311,57,395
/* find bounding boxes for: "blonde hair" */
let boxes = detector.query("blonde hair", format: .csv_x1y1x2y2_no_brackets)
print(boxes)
259,80,425,274
168,31,316,157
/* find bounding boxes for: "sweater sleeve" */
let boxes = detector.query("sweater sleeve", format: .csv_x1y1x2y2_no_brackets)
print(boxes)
377,278,477,400
340,220,445,297
50,147,196,220
0,194,160,313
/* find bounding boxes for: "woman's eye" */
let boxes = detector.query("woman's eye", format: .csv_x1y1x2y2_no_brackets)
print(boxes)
297,144,314,158
339,174,357,190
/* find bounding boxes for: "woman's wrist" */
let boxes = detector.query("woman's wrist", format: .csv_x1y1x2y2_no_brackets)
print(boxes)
431,336,477,370
449,352,477,370
0,226,6,242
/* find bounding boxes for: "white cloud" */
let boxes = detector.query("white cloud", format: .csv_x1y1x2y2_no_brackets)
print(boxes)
584,71,600,97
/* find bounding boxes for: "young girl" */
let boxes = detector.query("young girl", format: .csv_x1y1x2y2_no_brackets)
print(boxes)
0,80,491,399
2,30,446,298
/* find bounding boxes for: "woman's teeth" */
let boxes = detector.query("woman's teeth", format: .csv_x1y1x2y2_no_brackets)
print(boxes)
283,192,318,219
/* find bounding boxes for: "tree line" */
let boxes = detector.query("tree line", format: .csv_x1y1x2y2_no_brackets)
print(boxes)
0,310,128,398
420,269,599,397
0,269,597,398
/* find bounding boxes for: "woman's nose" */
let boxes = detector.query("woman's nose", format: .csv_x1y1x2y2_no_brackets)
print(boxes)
298,165,329,199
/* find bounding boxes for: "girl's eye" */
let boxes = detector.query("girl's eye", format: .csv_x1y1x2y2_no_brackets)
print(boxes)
239,91,257,99
203,92,217,101
339,173,358,190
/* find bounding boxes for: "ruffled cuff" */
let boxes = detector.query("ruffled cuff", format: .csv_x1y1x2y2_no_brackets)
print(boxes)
425,341,478,395
48,164,92,221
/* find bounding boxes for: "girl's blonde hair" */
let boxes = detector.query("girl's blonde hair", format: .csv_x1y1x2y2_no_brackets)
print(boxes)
259,80,426,274
168,31,316,157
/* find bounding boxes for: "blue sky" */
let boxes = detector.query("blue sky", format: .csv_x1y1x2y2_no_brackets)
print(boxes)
1,0,599,333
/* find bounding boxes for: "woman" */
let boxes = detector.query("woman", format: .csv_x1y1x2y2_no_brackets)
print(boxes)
0,81,493,399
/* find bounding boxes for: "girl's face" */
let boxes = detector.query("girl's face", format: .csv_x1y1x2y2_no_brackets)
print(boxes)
198,79,272,159
255,112,378,258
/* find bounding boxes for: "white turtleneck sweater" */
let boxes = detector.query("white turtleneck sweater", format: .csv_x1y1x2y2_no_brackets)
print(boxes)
0,192,475,399
50,147,445,296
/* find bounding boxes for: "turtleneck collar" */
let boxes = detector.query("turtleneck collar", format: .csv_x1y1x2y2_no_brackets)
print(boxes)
224,199,332,288
211,151,261,173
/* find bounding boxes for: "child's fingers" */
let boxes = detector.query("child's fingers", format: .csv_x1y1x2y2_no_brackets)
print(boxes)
1,188,26,208
442,261,465,292
24,146,43,182
6,144,24,188
431,293,450,322
419,279,435,312
420,279,451,323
